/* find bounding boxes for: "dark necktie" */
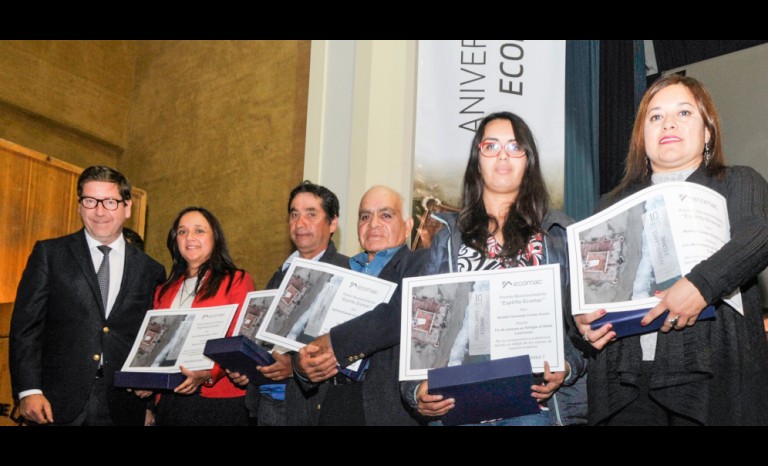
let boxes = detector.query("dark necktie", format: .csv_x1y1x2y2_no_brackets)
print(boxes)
97,245,111,312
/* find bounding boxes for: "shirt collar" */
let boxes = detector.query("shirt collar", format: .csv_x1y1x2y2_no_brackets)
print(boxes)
281,248,327,271
350,244,404,274
84,229,125,255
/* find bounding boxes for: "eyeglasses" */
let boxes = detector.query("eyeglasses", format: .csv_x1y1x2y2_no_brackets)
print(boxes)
478,141,526,158
79,197,125,211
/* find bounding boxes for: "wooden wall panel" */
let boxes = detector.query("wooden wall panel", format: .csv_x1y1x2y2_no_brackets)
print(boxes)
0,338,16,426
1,138,147,304
0,139,80,303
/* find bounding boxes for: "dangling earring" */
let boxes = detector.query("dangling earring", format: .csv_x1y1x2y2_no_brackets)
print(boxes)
703,143,711,167
646,156,651,175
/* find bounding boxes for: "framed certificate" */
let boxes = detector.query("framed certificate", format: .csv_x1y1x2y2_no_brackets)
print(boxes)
121,304,238,373
399,264,564,381
255,258,397,353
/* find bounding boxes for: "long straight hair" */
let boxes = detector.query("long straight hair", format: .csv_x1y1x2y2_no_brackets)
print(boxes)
457,111,550,258
157,206,244,302
610,74,726,198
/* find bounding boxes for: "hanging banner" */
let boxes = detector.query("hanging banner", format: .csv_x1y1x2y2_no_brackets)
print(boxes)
412,40,566,248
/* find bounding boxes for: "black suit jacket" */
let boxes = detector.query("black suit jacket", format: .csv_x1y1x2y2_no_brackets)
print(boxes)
10,229,166,425
288,246,429,426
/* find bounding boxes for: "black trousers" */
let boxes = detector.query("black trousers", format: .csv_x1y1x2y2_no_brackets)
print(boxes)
318,382,365,426
156,393,248,426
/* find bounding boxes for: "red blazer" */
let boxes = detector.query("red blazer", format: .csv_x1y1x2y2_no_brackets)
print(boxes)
153,270,255,398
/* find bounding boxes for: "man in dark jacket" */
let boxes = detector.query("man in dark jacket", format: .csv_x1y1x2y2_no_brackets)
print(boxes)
10,166,165,425
292,185,426,425
227,180,349,425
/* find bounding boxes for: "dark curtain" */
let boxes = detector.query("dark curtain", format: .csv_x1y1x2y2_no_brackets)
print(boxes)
598,40,637,195
653,40,768,73
564,40,600,221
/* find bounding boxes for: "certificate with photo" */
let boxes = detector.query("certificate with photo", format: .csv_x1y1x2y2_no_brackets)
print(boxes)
232,290,278,344
255,258,397,353
567,182,742,317
121,304,238,373
399,264,564,381
203,291,279,384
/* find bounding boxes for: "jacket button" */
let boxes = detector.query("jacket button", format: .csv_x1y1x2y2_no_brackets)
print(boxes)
359,353,365,358
348,356,354,362
316,403,322,411
92,354,101,362
102,326,110,334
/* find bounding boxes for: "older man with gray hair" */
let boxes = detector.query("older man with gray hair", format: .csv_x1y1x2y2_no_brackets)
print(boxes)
291,185,428,425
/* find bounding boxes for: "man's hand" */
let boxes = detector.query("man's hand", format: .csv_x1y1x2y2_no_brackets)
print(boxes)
308,334,333,356
19,394,54,424
416,380,454,417
296,340,338,383
258,351,293,381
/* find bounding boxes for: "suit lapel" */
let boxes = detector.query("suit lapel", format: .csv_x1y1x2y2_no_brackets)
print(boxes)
68,230,106,316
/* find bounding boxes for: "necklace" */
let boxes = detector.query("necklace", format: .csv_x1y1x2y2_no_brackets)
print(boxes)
178,277,198,308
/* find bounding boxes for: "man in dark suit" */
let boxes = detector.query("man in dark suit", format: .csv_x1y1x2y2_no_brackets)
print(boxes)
226,180,349,426
10,165,166,426
292,185,427,425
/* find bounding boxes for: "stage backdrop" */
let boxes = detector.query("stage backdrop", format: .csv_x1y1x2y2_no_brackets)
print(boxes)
412,40,565,248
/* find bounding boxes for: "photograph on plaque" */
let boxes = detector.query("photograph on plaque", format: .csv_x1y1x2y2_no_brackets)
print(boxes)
122,305,238,373
256,258,397,352
400,265,564,381
567,182,742,316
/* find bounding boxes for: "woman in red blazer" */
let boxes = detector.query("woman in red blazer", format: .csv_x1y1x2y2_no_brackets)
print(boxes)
152,206,255,426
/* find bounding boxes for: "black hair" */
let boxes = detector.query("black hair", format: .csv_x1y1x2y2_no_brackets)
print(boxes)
157,206,244,302
77,165,132,201
457,111,550,259
123,227,145,252
288,180,340,225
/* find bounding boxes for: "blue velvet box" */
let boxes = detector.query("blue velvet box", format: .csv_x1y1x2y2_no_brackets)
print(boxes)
337,358,369,382
590,305,716,338
428,355,539,426
203,335,276,386
113,371,187,390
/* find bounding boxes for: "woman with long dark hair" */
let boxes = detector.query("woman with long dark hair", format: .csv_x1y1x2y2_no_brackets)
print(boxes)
402,111,588,425
152,206,254,426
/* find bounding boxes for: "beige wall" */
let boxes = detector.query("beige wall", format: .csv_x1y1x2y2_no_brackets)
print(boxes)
121,40,310,288
0,40,135,168
0,40,312,289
